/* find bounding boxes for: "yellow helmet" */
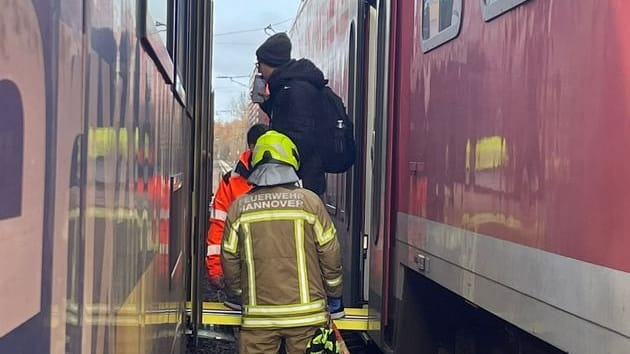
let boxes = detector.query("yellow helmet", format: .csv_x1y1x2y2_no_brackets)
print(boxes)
251,130,300,171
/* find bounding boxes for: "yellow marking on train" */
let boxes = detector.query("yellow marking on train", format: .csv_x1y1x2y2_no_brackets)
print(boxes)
465,135,509,171
187,302,372,331
462,212,523,230
72,302,373,330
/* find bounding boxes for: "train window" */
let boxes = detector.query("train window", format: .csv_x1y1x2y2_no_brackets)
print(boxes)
420,0,462,53
173,0,188,105
184,0,198,109
141,0,176,84
147,0,172,48
0,80,23,220
481,0,529,21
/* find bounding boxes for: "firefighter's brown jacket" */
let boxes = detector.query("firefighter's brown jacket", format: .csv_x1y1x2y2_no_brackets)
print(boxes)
221,184,342,329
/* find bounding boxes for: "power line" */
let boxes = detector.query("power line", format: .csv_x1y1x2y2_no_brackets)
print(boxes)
264,24,276,36
214,27,261,37
214,18,293,37
272,18,294,26
216,76,248,88
216,75,250,78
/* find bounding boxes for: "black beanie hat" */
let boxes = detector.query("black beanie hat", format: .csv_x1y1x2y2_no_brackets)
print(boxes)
247,123,269,146
256,32,292,67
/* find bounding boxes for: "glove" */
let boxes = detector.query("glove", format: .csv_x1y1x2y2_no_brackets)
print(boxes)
327,297,343,313
306,327,338,354
209,275,225,289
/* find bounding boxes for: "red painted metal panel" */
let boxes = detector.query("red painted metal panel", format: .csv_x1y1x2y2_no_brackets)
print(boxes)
393,0,630,272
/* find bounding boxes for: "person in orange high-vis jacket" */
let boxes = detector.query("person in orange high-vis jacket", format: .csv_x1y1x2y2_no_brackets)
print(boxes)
206,124,269,288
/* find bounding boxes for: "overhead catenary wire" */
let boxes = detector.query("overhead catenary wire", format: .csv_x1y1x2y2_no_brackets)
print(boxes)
216,75,250,78
214,18,293,37
216,76,249,88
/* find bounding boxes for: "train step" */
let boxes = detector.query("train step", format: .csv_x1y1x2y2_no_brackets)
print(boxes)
187,302,371,331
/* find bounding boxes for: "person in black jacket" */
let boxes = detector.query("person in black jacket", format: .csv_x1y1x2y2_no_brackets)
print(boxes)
255,32,327,195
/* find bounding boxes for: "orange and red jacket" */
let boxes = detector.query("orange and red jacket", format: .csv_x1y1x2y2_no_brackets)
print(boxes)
206,150,253,278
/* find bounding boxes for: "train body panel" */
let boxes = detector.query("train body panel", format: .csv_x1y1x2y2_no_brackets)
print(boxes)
391,0,630,351
0,1,213,353
0,0,48,345
292,0,630,352
395,0,630,273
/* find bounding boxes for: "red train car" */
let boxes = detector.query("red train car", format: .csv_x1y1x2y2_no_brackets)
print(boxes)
291,0,630,352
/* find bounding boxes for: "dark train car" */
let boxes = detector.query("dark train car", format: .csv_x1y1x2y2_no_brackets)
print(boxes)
0,1,214,353
292,0,630,353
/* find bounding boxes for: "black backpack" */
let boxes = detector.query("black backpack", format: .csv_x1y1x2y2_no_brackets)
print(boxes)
318,86,356,173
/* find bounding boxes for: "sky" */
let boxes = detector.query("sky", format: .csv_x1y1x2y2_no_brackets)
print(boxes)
212,0,302,121
145,0,301,122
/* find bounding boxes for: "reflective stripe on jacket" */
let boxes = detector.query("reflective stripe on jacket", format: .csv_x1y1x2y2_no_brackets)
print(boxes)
222,184,342,329
206,150,252,278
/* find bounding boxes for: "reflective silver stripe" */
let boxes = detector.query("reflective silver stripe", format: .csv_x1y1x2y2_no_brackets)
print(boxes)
311,219,335,246
206,245,221,256
294,219,310,304
210,208,228,221
313,219,323,239
223,220,240,254
243,223,256,306
318,225,336,246
237,210,334,245
245,299,326,316
325,274,343,287
241,312,328,328
239,210,317,224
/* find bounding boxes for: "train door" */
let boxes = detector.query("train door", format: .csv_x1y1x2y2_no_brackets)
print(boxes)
326,8,367,306
366,0,393,349
339,1,375,307
361,2,379,305
188,0,214,339
327,21,361,306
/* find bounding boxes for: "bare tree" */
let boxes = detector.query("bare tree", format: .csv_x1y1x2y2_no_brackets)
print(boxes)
214,93,250,165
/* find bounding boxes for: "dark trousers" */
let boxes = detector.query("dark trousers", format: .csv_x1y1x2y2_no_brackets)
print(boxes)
239,326,320,354
298,154,325,195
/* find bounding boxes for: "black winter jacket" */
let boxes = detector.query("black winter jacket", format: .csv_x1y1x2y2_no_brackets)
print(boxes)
261,59,328,195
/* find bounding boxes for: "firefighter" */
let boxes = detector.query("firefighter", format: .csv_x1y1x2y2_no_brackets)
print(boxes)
206,123,269,290
221,130,344,354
